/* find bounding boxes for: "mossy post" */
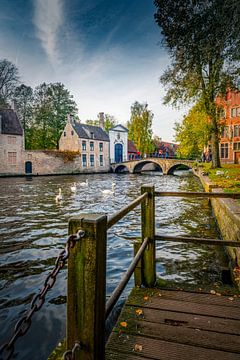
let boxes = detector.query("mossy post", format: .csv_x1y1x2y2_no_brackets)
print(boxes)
67,214,107,360
133,241,142,286
141,184,156,287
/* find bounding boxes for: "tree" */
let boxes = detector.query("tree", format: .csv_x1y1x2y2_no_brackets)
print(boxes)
127,101,154,156
0,59,19,106
86,113,116,132
13,84,34,148
154,0,240,168
174,103,211,159
32,82,78,149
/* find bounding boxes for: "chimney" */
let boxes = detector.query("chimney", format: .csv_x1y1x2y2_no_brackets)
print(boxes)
11,99,17,112
67,114,72,123
99,112,105,129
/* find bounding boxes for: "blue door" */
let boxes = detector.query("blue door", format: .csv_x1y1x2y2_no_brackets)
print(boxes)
25,161,32,174
115,143,123,163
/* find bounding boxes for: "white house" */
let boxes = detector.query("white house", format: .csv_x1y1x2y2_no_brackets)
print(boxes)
109,124,128,163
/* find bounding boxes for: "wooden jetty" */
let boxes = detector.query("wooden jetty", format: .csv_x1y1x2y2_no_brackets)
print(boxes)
106,287,240,359
48,186,240,360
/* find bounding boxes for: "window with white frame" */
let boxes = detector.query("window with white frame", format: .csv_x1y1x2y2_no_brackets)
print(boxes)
99,155,103,166
99,142,103,152
8,152,17,164
221,126,229,138
220,143,229,158
231,107,240,117
233,142,240,150
90,154,94,166
82,141,86,151
234,125,240,137
82,154,87,166
90,142,94,151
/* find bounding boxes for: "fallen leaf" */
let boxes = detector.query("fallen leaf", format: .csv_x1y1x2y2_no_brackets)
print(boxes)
158,293,162,297
216,293,221,296
135,309,143,316
120,321,127,327
143,296,149,301
210,290,216,295
228,297,234,301
134,344,143,352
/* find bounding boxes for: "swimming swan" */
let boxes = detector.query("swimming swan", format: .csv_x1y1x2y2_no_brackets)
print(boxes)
79,179,89,186
70,182,77,192
55,188,63,202
101,183,115,195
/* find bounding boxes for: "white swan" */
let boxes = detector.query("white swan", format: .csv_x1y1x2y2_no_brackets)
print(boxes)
55,188,63,202
71,182,77,192
101,183,115,195
79,179,89,187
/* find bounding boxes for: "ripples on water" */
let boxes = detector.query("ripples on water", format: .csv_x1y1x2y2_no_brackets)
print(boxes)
0,171,228,359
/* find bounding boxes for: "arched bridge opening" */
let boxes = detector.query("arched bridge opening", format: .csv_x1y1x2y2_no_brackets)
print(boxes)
167,163,192,175
133,161,163,174
114,164,130,173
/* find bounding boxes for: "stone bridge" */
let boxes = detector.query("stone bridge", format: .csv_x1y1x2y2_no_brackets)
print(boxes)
111,158,195,175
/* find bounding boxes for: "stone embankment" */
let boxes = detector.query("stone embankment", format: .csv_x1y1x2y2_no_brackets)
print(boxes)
194,169,240,288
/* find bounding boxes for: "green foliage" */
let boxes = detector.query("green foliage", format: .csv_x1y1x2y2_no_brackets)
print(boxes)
154,0,240,168
86,113,116,132
127,101,154,156
174,102,211,158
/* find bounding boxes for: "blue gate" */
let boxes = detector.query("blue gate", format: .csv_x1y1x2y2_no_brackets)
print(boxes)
25,161,32,174
115,143,123,163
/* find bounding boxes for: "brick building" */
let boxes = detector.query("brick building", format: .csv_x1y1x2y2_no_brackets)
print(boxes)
59,115,110,172
216,90,240,164
0,107,25,175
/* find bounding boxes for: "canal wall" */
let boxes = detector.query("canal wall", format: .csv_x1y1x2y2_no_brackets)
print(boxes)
195,170,240,286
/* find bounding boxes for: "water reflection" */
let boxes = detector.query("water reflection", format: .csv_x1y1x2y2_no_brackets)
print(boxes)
0,171,228,359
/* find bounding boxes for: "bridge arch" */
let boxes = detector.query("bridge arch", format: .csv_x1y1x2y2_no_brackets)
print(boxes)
167,163,192,175
132,160,163,174
114,164,130,173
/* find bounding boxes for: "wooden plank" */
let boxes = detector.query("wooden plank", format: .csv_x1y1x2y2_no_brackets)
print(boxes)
106,351,150,360
106,333,240,360
154,191,240,199
127,288,240,308
121,305,240,335
155,234,240,247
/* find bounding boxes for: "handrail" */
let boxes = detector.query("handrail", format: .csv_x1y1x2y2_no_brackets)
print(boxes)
107,192,148,229
155,234,240,247
105,237,149,319
155,191,240,199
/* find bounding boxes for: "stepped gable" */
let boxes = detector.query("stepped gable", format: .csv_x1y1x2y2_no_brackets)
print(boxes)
72,123,109,142
0,109,23,135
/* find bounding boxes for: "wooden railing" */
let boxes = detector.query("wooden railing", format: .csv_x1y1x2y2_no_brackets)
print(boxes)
65,185,240,359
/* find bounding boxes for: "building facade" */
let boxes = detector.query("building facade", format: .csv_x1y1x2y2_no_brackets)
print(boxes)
59,116,110,172
109,125,128,163
216,90,240,164
0,108,25,175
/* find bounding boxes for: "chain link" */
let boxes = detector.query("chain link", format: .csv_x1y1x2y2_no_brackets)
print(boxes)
0,229,85,360
63,341,82,360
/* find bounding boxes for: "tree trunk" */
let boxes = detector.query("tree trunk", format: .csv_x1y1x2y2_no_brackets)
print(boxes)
211,116,221,168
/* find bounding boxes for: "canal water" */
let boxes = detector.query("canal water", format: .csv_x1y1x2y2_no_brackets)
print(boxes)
0,171,228,359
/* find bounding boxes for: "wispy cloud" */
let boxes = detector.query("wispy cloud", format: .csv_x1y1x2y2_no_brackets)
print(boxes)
33,0,63,65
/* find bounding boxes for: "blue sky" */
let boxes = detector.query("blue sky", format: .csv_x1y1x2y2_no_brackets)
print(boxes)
0,0,187,141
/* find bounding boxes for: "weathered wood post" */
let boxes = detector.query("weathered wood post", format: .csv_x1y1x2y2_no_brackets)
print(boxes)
67,214,107,360
133,241,142,287
141,184,156,287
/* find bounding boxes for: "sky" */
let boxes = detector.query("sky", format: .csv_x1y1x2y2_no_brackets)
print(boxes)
0,0,188,142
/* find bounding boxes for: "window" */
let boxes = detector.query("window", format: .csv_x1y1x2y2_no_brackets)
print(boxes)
100,155,103,166
219,109,225,119
82,141,86,151
64,131,66,137
99,142,103,152
233,142,240,150
234,125,240,137
8,152,17,164
82,154,87,166
90,132,94,139
221,126,229,138
71,130,74,136
90,154,94,166
90,141,94,151
220,143,229,159
8,136,16,145
231,107,240,117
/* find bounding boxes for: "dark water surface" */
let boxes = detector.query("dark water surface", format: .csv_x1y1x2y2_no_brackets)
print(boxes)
0,172,228,359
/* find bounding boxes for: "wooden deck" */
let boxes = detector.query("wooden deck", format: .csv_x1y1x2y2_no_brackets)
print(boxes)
106,287,240,359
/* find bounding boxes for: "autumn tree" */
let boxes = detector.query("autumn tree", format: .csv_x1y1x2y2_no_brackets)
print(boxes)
154,0,240,168
0,59,19,106
174,103,211,159
127,101,154,156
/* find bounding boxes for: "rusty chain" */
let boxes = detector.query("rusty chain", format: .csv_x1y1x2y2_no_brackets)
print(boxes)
0,229,85,360
63,341,82,360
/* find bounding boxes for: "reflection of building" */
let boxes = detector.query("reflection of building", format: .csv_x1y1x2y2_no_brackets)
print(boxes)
109,125,128,163
216,90,240,164
59,115,110,171
0,106,25,175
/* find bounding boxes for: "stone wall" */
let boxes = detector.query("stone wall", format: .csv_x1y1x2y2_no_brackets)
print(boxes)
0,133,25,175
